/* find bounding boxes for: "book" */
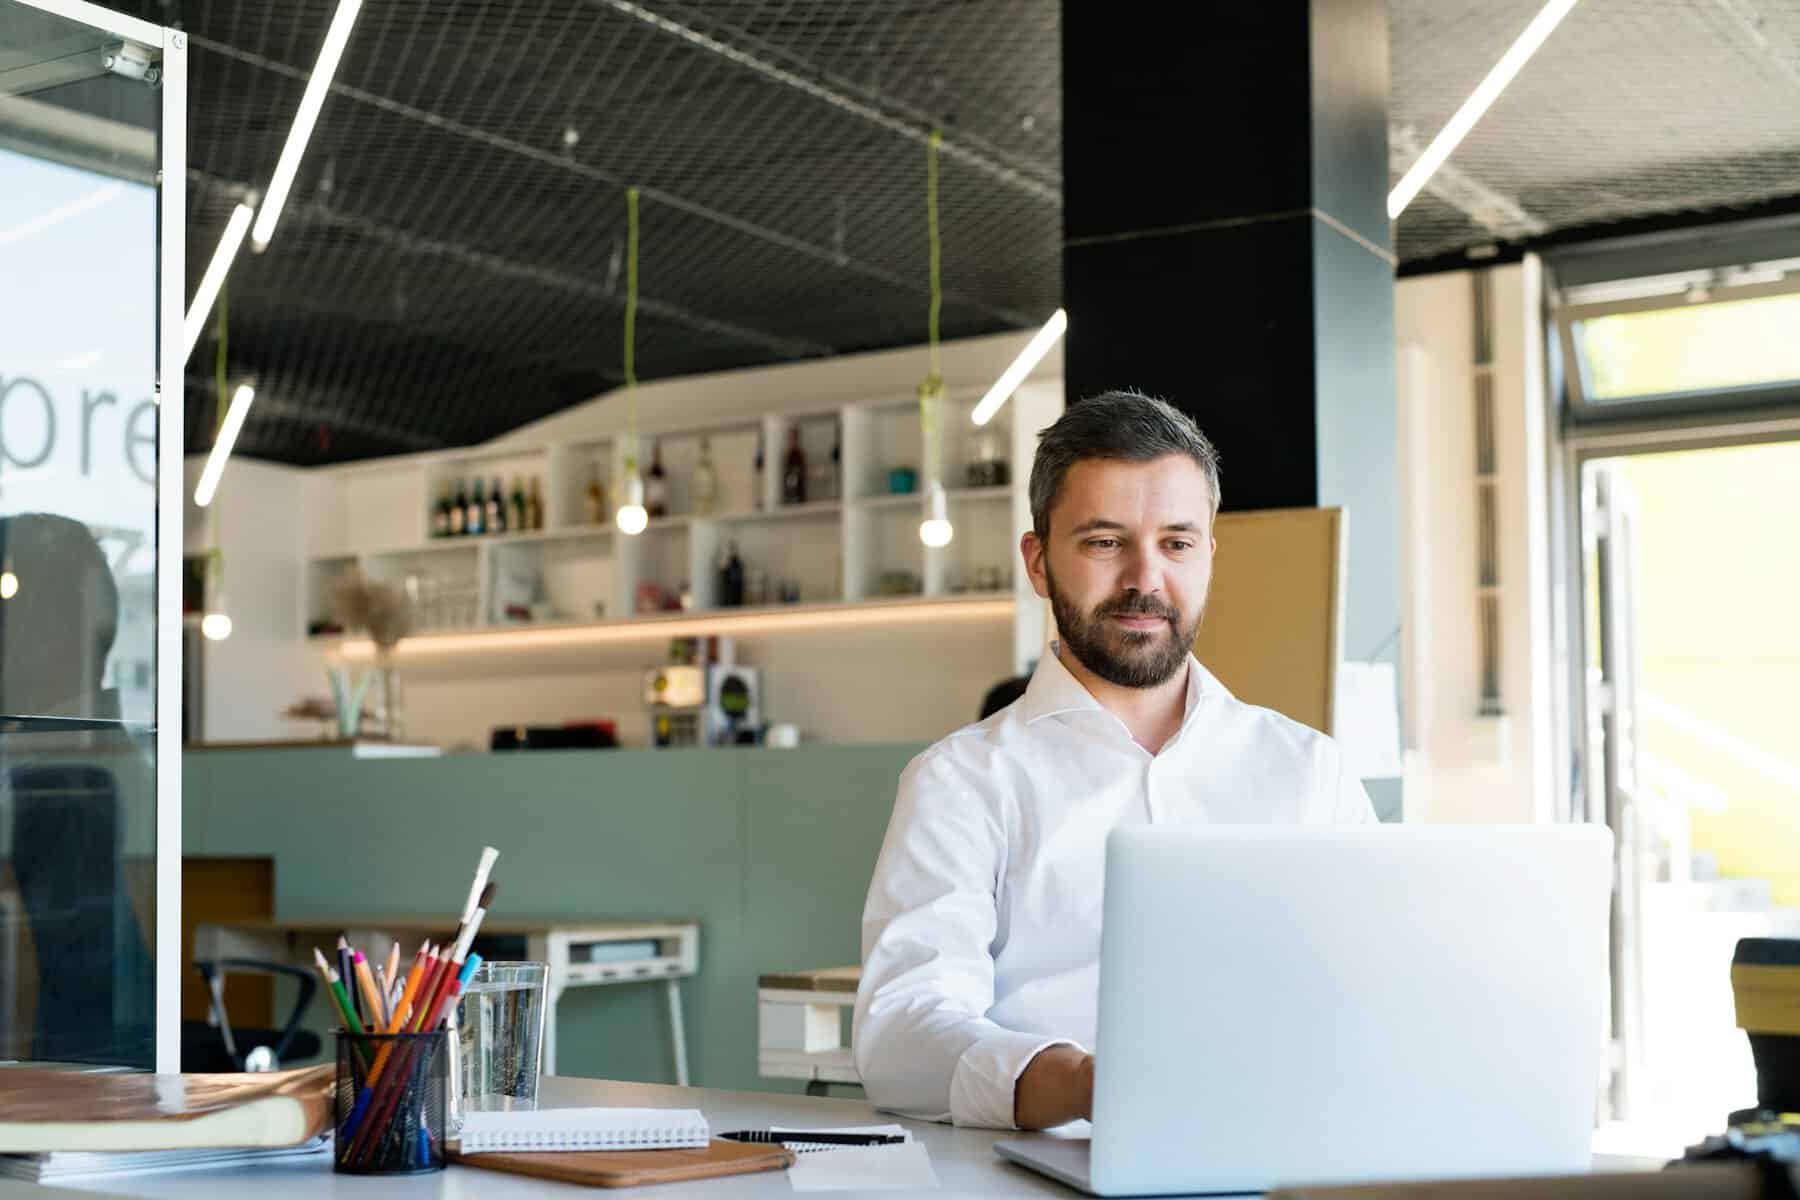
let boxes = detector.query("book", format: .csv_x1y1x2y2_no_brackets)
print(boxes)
0,1065,333,1154
458,1106,710,1153
448,1139,793,1188
0,1136,330,1183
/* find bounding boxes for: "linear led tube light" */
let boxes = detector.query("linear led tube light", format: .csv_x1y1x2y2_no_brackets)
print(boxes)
250,0,364,251
972,308,1066,426
1387,0,1579,221
182,202,254,363
193,384,256,507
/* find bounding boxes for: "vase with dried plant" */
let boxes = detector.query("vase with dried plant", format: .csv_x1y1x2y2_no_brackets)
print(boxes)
333,567,413,740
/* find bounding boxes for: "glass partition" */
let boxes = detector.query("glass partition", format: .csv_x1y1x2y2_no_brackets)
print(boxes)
0,0,183,1069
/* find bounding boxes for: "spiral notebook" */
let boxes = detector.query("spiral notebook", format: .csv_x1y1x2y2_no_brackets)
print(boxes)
457,1108,710,1153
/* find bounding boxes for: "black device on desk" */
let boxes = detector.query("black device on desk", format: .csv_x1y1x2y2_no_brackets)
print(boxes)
491,723,617,751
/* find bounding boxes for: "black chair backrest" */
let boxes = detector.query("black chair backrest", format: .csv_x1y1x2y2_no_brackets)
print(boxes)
10,763,153,1065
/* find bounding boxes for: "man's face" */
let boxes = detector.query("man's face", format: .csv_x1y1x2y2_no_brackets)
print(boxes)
1021,455,1216,689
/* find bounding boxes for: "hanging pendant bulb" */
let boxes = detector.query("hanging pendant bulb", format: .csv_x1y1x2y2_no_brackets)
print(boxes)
202,590,233,640
615,459,648,536
0,553,17,601
919,480,954,548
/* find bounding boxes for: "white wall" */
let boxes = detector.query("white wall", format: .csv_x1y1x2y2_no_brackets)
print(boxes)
183,456,317,743
1395,261,1556,823
191,332,1058,748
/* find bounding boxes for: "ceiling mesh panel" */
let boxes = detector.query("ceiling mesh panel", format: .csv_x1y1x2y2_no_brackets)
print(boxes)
75,0,1800,462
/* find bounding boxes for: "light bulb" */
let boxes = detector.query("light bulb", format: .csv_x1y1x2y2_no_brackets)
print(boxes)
615,466,648,535
0,571,16,600
201,611,233,640
919,482,954,547
616,504,648,536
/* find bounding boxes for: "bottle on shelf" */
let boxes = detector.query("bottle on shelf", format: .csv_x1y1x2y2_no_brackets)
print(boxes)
432,482,452,537
646,439,669,518
752,430,765,511
828,420,842,500
487,475,506,534
450,479,468,536
526,477,545,530
694,436,718,515
467,478,486,536
782,426,807,505
583,464,607,525
719,540,746,607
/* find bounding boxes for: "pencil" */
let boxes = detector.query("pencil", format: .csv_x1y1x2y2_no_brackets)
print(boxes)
383,942,400,1001
352,951,389,1030
393,942,429,1031
337,936,359,1024
312,946,364,1035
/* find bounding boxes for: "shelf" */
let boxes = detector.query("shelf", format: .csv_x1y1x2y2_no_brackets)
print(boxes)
321,594,1016,657
309,526,615,563
852,492,924,510
711,500,842,524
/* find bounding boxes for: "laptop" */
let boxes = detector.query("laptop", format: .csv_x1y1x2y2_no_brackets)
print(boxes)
995,824,1613,1196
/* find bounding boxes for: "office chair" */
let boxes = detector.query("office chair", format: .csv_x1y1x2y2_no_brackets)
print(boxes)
9,763,319,1071
188,958,321,1072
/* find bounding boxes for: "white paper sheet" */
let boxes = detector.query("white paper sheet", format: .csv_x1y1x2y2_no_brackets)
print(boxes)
787,1143,938,1192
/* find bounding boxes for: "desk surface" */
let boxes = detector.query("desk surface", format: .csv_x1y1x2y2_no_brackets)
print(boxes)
7,1077,1667,1200
15,1077,1062,1199
204,916,696,937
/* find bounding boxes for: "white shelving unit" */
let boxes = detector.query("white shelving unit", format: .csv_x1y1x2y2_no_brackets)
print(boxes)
302,384,1059,667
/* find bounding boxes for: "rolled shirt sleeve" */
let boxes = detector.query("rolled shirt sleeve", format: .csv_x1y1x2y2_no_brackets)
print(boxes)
852,747,1079,1128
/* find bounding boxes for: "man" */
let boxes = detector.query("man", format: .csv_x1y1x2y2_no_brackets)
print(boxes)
853,391,1375,1131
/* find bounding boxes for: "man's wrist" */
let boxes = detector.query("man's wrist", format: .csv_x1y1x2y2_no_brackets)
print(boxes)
1013,1044,1094,1130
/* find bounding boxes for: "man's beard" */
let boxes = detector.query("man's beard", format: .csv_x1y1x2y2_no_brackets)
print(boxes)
1046,565,1203,690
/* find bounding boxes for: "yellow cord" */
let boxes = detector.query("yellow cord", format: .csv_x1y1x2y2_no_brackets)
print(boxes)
624,186,640,467
926,128,942,386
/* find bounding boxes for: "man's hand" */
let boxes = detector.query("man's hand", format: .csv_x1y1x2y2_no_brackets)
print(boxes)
1013,1045,1094,1130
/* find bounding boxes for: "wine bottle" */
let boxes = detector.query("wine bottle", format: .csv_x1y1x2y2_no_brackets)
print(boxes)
467,478,486,536
510,476,528,531
694,436,719,515
722,541,745,607
583,465,606,525
782,426,807,505
646,439,669,518
487,475,506,534
752,430,765,511
432,482,451,537
526,477,545,530
450,479,467,536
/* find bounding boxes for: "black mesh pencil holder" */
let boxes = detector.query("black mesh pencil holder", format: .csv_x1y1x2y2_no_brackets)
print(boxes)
333,1030,449,1175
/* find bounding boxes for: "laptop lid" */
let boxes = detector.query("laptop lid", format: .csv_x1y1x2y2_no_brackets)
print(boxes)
1088,825,1612,1196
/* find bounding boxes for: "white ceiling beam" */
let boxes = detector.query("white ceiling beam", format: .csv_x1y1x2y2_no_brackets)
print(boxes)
1390,124,1547,239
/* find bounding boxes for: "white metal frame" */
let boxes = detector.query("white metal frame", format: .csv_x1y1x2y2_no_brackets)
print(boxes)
1554,269,1800,416
10,0,186,1074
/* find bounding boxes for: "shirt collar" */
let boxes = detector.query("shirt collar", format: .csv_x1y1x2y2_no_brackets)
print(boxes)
1019,642,1222,728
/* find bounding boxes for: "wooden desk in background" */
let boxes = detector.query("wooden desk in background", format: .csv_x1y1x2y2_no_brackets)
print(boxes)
195,915,699,1081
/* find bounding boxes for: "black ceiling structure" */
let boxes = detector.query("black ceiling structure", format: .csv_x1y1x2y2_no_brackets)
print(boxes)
85,0,1800,464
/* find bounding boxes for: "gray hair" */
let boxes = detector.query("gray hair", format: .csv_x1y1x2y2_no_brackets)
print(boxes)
1028,390,1222,537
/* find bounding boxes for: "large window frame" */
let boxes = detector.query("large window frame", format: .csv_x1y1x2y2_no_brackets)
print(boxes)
8,0,186,1072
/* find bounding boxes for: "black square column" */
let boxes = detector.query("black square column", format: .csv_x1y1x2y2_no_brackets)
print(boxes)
1062,0,1399,676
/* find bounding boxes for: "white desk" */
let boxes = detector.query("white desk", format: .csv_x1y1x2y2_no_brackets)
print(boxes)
5,1076,1673,1200
194,917,699,1082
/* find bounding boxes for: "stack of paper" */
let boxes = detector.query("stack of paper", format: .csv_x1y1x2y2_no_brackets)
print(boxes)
0,1136,329,1183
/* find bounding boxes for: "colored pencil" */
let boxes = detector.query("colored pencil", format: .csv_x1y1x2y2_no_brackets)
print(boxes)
336,936,359,1024
383,942,400,1003
352,951,388,1030
312,946,364,1035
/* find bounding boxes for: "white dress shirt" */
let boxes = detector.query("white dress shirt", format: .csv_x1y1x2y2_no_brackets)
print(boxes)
853,646,1376,1129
